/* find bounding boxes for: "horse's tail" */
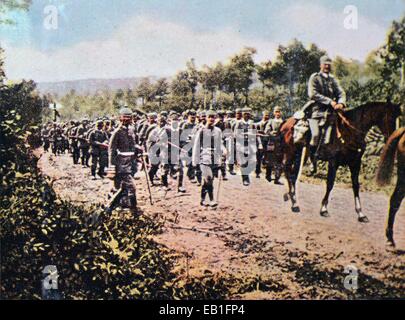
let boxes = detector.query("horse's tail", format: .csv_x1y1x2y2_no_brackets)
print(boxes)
376,128,405,186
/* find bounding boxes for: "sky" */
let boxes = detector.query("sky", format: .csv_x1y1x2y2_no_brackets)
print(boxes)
1,0,404,82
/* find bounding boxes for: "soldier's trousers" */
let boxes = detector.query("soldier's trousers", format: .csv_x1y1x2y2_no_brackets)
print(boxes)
200,164,219,201
255,149,264,176
148,164,160,184
43,140,50,152
236,150,256,183
91,152,107,176
72,146,80,164
114,172,137,209
195,164,202,184
162,164,184,189
80,147,90,166
265,151,282,181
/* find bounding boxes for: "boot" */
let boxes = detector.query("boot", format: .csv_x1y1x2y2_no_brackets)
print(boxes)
200,186,208,206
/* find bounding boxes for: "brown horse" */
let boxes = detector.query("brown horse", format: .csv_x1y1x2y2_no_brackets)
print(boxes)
376,127,405,247
280,101,401,220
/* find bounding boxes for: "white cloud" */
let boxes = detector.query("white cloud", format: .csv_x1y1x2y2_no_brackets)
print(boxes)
278,3,388,61
3,15,279,82
3,4,390,83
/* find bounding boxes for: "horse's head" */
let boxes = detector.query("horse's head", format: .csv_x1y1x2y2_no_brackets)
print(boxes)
374,100,402,139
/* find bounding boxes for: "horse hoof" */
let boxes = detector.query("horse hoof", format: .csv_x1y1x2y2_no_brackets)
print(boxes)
358,216,369,223
320,210,329,218
292,206,300,213
283,194,289,202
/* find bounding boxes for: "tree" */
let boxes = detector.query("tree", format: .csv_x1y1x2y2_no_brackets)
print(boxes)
135,78,153,107
152,78,169,108
0,0,31,25
224,47,257,107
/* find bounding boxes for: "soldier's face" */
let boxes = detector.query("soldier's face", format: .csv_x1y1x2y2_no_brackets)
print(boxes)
321,63,331,73
207,115,216,126
188,115,196,123
243,113,250,121
236,112,242,119
120,115,132,126
274,111,281,118
263,114,270,121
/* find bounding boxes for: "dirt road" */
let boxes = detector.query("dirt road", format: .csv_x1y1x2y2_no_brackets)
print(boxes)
37,150,405,299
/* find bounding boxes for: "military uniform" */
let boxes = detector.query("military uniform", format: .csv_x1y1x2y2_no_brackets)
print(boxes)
77,123,90,167
255,112,270,178
89,122,109,178
233,108,261,186
306,68,346,147
192,112,225,206
264,116,284,183
108,115,138,209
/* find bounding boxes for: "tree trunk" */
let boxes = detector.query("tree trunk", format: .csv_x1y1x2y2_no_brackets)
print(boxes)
401,60,405,89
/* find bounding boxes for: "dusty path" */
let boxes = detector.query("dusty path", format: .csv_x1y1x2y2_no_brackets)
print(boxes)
37,149,405,299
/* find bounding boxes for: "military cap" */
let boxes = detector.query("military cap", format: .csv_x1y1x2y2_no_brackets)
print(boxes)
148,112,157,118
273,106,282,112
235,108,242,113
320,55,332,65
119,107,133,116
242,107,252,114
187,109,196,116
217,109,225,116
169,111,179,117
262,110,270,116
226,110,235,115
160,111,168,117
198,110,206,116
206,109,217,117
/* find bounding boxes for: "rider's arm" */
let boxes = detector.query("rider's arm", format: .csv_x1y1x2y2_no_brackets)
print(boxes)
333,77,346,107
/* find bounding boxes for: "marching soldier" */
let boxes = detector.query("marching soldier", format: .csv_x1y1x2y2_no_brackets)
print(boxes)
89,120,109,179
264,106,284,184
181,109,197,182
77,119,90,168
108,108,139,211
192,110,226,207
255,111,270,178
303,55,346,175
233,107,262,186
159,111,186,193
215,110,228,180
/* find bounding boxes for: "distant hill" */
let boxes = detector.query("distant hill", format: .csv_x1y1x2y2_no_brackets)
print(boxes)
37,77,159,96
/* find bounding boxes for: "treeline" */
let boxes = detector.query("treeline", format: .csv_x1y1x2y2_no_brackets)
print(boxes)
51,17,405,122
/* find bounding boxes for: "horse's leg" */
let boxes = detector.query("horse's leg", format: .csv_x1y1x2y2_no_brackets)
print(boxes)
290,147,303,213
320,160,337,217
386,173,405,247
349,160,369,223
283,160,292,203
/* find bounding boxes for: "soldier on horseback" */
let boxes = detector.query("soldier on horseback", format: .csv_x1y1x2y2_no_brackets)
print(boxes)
303,55,346,175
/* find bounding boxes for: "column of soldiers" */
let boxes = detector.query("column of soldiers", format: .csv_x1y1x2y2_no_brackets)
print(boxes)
40,104,285,212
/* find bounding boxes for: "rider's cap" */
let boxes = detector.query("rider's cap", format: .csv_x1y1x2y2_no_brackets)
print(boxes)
198,110,206,117
217,110,225,116
148,112,157,118
262,110,270,116
160,111,168,116
320,55,332,65
226,110,235,115
169,111,179,118
188,109,196,116
273,106,282,112
235,108,242,113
